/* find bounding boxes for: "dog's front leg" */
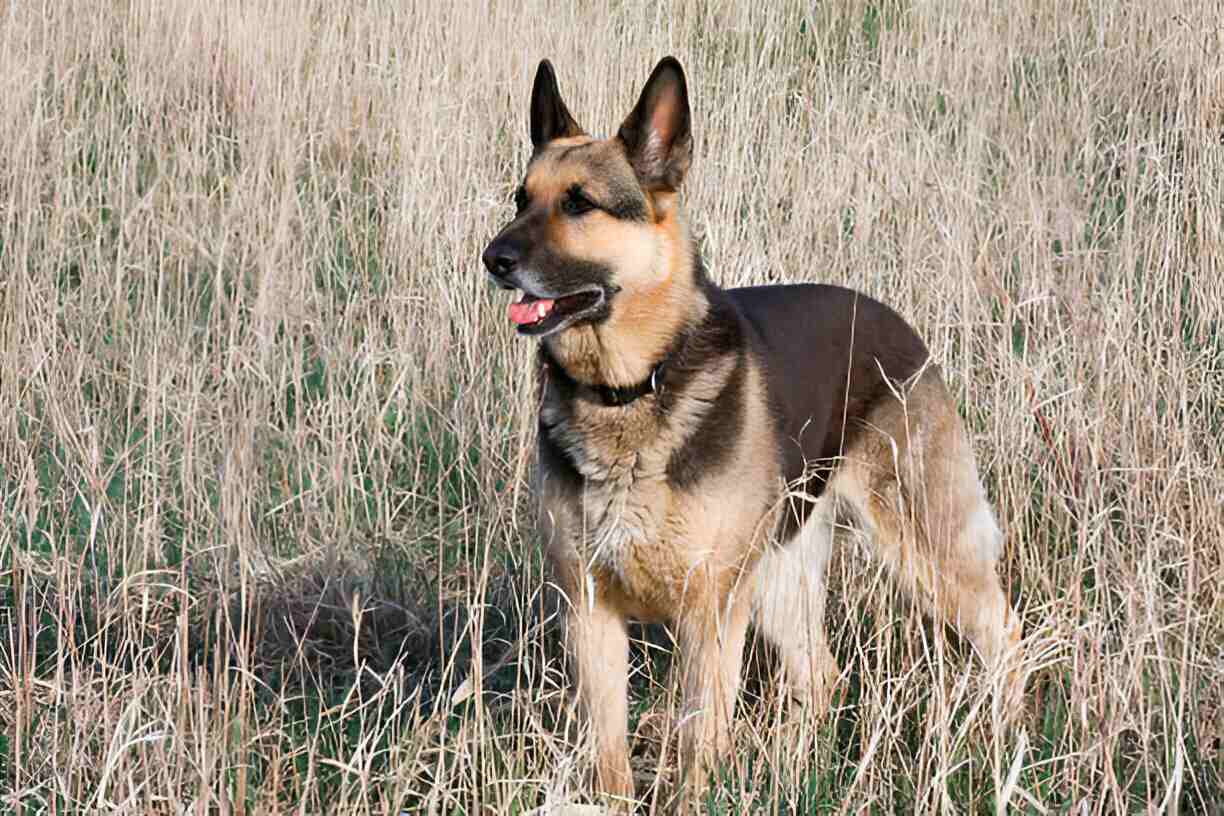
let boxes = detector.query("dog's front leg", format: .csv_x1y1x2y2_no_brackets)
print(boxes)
673,584,752,800
566,589,633,803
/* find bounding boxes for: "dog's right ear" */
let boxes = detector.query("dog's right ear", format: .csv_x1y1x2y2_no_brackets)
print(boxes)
530,60,584,150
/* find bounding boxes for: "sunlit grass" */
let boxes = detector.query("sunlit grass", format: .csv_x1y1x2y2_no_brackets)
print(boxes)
2,0,1221,811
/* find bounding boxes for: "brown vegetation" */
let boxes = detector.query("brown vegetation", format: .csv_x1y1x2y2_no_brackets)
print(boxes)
2,0,1221,812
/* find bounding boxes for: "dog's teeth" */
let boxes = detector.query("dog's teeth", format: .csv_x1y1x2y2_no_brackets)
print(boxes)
538,302,547,318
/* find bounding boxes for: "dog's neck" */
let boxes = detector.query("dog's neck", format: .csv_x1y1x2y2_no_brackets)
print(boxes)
543,211,706,389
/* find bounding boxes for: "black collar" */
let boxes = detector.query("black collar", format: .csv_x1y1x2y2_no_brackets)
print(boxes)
592,365,663,406
541,348,665,407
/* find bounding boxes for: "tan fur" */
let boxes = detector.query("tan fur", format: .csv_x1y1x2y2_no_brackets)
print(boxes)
539,351,780,801
752,367,1022,722
829,367,1021,664
526,158,1022,807
531,212,795,805
544,182,692,388
499,63,1021,810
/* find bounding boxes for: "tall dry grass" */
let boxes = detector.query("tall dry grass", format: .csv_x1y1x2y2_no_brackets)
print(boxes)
2,0,1222,812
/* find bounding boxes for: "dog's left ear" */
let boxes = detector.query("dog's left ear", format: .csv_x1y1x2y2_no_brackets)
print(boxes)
617,57,692,192
530,60,584,150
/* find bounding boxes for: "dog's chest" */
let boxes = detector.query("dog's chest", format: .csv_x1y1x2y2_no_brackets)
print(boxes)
539,395,777,622
540,399,678,572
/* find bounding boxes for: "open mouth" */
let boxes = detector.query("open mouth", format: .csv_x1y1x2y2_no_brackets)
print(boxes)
507,288,603,335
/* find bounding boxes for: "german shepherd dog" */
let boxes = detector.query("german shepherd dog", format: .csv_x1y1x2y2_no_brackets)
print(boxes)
482,57,1021,805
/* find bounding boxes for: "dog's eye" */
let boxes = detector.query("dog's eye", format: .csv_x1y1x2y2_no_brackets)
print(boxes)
561,187,596,217
513,187,529,215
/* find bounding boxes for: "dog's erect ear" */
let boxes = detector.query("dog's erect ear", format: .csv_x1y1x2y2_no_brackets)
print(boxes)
617,57,692,192
530,60,584,150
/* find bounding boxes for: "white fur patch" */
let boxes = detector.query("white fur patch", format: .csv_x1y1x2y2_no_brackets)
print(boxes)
751,497,836,632
963,499,1002,562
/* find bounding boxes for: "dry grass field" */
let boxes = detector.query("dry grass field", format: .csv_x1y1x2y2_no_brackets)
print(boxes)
2,0,1223,812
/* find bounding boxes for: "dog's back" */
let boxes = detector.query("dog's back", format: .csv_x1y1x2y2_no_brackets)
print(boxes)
728,283,928,503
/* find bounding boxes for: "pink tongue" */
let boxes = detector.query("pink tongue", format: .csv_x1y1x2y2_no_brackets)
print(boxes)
508,298,555,325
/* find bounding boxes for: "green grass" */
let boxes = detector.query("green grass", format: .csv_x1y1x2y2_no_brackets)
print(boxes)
3,0,1222,811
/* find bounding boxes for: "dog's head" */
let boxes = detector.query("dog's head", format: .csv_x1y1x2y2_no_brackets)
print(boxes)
482,58,692,337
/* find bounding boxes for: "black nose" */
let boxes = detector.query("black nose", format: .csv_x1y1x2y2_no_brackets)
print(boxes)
482,240,520,280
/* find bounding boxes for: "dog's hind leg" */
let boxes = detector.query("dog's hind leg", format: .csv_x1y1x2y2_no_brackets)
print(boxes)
751,498,840,715
833,368,1022,683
